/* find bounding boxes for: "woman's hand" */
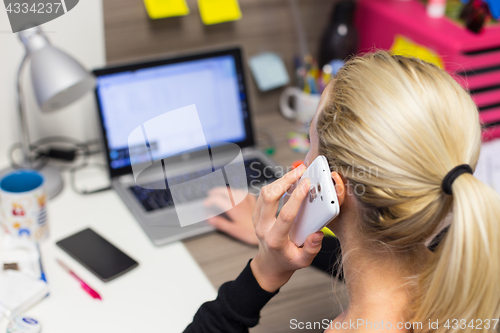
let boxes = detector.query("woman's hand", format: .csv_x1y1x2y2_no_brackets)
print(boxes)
203,187,258,245
250,165,324,293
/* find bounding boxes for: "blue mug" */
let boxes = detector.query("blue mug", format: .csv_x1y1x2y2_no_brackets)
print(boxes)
0,170,49,241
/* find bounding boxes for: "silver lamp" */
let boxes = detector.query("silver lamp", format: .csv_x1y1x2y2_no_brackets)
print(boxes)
5,26,95,199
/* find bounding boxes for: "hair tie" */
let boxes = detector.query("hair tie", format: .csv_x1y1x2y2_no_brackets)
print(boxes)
442,164,473,195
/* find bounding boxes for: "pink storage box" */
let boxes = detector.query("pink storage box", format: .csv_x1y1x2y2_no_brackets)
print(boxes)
355,0,500,141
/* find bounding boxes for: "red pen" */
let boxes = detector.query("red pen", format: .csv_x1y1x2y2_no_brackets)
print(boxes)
56,259,102,300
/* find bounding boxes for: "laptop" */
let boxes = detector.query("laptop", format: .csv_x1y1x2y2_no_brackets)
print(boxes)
93,47,280,246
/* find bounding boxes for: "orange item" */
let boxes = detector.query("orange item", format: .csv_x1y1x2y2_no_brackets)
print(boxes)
291,160,305,170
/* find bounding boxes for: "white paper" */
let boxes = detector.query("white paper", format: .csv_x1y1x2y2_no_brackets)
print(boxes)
475,139,500,193
0,271,49,318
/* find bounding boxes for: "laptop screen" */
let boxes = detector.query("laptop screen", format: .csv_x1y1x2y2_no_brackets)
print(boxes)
93,48,254,178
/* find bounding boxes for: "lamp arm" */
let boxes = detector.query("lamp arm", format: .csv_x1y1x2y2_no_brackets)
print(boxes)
16,53,32,168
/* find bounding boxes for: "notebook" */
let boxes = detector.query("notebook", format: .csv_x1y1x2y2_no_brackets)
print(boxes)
0,271,49,321
0,234,49,321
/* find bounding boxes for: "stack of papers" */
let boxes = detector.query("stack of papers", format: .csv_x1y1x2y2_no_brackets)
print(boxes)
0,234,49,322
0,271,49,321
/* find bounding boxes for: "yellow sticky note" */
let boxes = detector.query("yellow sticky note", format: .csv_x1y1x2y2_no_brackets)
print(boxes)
321,227,336,238
390,35,444,69
144,0,190,19
198,0,242,25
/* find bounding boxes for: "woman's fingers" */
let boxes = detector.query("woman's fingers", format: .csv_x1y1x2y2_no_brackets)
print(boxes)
228,188,249,206
297,231,324,266
268,178,310,245
208,187,249,207
203,194,232,212
252,188,263,227
208,215,258,245
208,215,238,236
207,187,230,197
257,165,307,227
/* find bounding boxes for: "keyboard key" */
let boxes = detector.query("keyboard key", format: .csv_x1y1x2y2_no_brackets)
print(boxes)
129,157,278,212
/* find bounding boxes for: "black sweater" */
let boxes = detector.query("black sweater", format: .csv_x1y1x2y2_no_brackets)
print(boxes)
184,236,342,333
184,259,278,332
184,226,447,332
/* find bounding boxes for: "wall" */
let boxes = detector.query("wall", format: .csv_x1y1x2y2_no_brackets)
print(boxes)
0,0,334,168
0,1,106,168
102,0,334,115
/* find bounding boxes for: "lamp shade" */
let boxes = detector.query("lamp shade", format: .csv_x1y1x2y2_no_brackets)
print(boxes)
29,46,95,112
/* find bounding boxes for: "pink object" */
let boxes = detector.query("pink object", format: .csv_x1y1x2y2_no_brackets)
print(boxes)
355,0,500,141
56,259,102,300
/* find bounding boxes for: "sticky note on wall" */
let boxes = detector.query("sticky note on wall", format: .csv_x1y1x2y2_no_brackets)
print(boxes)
249,52,290,91
144,0,190,19
198,0,242,25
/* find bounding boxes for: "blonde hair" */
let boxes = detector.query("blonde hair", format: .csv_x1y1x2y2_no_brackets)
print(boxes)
317,51,500,332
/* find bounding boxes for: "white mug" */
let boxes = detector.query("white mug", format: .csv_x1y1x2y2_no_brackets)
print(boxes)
279,87,321,125
0,170,49,242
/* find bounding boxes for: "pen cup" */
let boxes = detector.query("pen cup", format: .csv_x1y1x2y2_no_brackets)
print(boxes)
0,170,49,242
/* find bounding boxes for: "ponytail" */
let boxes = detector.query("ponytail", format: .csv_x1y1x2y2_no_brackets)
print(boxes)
413,174,500,332
316,51,500,332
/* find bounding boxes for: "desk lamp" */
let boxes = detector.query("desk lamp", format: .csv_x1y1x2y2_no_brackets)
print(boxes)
2,26,95,199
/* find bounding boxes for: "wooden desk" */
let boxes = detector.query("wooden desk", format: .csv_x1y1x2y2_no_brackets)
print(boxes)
184,112,349,333
102,1,348,331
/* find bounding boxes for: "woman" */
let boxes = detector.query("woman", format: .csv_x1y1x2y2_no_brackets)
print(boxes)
184,51,500,332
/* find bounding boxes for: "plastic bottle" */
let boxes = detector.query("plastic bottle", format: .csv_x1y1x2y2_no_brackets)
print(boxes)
318,0,358,70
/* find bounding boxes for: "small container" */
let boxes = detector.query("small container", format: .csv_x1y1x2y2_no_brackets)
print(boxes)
7,317,42,333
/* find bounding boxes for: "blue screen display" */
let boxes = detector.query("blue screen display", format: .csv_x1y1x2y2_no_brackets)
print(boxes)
96,55,248,169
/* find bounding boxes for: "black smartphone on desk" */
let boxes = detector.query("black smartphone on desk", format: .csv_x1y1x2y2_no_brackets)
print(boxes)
56,228,139,282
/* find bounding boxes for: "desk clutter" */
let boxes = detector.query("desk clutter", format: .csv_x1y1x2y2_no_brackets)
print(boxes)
357,0,500,141
2,0,500,331
0,234,48,328
5,317,42,333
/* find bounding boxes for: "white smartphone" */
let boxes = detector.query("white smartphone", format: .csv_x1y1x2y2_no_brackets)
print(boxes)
283,155,340,247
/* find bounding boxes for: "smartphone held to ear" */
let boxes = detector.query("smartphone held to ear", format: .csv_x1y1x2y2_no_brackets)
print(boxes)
284,156,340,247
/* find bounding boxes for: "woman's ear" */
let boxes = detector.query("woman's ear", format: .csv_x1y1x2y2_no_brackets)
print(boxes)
331,172,345,206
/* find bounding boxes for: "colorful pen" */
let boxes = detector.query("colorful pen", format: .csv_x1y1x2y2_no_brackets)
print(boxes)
56,259,102,300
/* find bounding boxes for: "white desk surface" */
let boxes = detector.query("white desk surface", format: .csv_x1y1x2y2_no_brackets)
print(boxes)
2,174,216,332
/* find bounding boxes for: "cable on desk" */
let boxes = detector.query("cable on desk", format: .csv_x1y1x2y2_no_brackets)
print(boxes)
8,136,110,195
10,136,88,169
69,162,112,195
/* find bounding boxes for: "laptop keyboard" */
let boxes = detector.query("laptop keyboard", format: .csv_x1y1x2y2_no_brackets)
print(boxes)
129,158,278,212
